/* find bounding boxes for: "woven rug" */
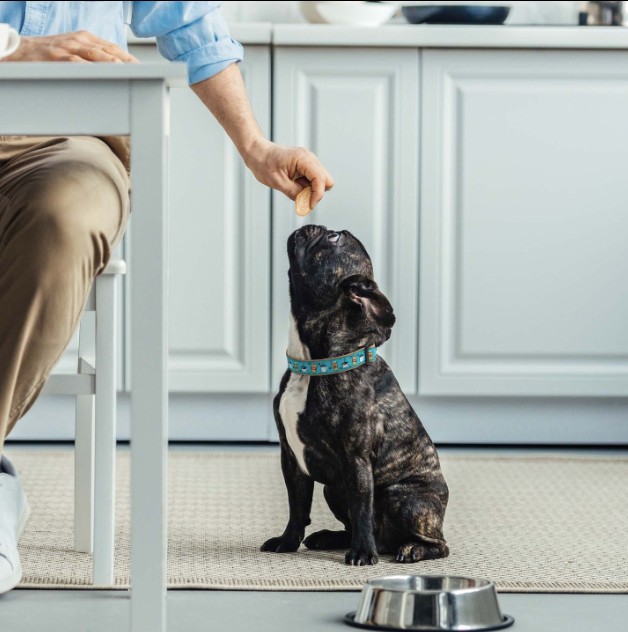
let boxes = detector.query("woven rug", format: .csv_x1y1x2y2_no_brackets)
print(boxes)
6,450,628,593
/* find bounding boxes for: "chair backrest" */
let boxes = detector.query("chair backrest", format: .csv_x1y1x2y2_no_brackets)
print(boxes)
84,259,127,311
80,259,126,372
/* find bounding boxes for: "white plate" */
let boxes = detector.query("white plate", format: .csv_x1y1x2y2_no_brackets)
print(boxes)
315,2,398,26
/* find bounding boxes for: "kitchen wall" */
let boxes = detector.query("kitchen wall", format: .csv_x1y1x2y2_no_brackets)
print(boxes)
220,1,581,25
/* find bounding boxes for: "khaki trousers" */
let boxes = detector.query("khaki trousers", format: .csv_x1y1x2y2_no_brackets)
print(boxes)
0,136,130,454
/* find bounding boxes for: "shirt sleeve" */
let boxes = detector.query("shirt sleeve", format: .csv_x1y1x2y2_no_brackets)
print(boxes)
129,1,243,84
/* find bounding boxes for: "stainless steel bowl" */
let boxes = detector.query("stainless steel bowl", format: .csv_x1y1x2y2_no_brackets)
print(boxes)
345,576,514,632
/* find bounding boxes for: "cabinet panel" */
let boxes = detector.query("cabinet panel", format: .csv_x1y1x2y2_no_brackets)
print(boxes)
272,47,420,392
420,50,628,396
130,46,271,393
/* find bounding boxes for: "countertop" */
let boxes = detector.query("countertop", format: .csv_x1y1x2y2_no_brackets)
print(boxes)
129,23,628,50
127,22,274,46
272,24,628,49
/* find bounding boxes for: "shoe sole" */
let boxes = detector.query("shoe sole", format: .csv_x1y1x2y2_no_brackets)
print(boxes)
0,498,31,595
17,498,31,540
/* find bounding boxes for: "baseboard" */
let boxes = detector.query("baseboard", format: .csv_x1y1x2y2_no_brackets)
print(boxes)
411,396,628,445
10,394,273,443
7,393,628,445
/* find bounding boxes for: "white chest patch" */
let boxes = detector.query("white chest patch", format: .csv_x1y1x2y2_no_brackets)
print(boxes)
278,315,311,475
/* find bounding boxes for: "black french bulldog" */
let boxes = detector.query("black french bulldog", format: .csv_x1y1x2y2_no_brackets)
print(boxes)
261,225,449,566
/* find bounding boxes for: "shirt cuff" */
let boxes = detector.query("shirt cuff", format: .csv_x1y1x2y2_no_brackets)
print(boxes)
159,37,244,84
189,58,239,84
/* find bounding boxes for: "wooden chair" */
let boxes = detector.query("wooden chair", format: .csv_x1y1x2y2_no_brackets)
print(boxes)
42,259,126,586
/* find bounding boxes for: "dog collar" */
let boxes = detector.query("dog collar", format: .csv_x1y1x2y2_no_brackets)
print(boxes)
287,345,377,376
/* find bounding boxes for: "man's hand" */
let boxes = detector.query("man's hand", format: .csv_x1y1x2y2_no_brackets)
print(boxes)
244,138,334,210
192,64,335,211
3,31,138,63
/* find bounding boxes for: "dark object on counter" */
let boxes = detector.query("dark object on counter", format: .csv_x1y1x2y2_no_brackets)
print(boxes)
402,5,511,25
580,1,625,25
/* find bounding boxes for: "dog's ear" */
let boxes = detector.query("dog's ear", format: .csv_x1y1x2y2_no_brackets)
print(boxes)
340,275,396,329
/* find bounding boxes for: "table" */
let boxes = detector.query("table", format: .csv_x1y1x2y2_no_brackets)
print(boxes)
0,62,187,632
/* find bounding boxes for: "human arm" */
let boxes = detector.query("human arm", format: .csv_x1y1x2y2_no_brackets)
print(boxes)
5,2,334,206
191,63,334,207
131,1,334,207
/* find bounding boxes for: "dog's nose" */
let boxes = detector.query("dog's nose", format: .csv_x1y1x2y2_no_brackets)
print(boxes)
297,225,327,241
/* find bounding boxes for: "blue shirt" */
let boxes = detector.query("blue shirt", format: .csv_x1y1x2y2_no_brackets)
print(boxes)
0,1,243,84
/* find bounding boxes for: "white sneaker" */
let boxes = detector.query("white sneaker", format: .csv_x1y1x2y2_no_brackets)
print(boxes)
0,455,30,595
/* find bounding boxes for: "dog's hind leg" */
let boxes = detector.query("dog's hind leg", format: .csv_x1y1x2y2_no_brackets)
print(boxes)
303,485,352,551
396,541,448,563
377,483,449,563
303,529,352,551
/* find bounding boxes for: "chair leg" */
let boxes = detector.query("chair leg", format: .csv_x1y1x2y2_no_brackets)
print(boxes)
93,274,118,586
75,394,95,554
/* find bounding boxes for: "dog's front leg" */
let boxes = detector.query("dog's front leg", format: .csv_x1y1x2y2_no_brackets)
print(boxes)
261,447,314,553
343,457,379,566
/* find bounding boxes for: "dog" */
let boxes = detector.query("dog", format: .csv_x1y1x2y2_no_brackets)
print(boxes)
261,225,449,566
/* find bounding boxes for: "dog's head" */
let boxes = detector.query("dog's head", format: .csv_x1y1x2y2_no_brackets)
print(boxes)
287,225,395,353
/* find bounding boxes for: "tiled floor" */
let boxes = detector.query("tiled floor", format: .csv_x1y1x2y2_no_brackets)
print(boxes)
2,590,627,632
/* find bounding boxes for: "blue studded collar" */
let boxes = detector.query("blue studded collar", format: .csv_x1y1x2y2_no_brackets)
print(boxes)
287,345,378,377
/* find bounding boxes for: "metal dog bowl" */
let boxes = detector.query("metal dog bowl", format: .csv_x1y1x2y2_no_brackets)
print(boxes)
345,576,514,631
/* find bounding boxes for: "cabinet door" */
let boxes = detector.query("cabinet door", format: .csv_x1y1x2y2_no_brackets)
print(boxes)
130,45,271,392
272,47,420,392
420,50,628,396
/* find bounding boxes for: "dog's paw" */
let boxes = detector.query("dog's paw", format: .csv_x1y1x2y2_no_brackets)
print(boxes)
260,536,301,554
345,547,379,567
304,530,352,551
395,543,450,563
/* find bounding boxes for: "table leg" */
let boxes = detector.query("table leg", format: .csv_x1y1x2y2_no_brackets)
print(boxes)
130,81,170,632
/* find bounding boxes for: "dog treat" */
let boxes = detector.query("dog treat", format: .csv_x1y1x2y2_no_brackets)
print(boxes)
295,186,313,217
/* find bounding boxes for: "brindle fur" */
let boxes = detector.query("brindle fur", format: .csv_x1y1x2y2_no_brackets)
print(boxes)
261,225,449,566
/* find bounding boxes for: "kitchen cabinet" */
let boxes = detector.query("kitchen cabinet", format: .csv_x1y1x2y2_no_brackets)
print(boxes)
128,44,272,393
272,47,420,393
419,49,628,397
37,29,628,445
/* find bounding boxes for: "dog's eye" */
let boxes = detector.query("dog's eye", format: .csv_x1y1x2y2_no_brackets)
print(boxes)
328,233,340,243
